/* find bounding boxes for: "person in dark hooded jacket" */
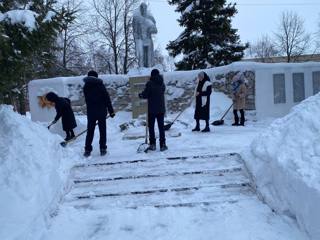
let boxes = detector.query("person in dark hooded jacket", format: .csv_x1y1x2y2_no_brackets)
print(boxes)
46,92,77,141
83,70,115,157
139,68,168,151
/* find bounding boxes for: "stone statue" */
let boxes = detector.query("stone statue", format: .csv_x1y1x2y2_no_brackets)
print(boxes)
133,3,157,68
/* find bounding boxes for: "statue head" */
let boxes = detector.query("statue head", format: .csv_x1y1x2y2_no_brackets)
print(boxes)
140,3,147,17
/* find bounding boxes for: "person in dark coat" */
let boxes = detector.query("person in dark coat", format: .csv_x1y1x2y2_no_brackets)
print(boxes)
139,68,168,151
83,70,115,157
46,92,77,141
193,71,212,132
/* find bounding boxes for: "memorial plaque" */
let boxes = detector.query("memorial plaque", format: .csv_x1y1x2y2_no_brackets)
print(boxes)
129,76,149,118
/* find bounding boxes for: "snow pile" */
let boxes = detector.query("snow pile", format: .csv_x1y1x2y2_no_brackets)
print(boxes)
0,10,38,31
0,105,71,240
245,94,320,239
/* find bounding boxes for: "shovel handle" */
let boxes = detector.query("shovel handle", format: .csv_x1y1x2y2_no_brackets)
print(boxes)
220,103,233,121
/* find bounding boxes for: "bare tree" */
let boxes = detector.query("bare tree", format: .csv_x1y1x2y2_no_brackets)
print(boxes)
164,55,176,72
153,46,166,69
92,0,138,74
58,0,87,72
248,35,278,62
315,14,320,53
122,0,138,73
274,11,311,62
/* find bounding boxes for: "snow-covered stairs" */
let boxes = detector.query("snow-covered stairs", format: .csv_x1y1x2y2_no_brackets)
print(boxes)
63,153,255,209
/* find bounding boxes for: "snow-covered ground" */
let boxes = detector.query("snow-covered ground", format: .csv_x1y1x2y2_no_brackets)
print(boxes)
246,93,320,239
44,93,307,239
1,91,315,239
0,105,74,240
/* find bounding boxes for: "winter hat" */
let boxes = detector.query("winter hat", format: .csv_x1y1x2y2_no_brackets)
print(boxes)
46,92,59,103
88,70,98,78
151,69,160,77
198,71,205,79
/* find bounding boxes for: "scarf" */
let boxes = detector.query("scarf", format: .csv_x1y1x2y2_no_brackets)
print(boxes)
194,80,212,107
232,79,244,94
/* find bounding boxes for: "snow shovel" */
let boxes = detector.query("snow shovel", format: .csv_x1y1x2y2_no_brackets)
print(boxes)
164,107,187,131
60,127,88,147
211,103,233,126
60,116,110,147
164,98,194,131
137,114,149,153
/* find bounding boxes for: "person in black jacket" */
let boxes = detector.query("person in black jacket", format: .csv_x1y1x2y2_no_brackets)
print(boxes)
46,92,77,141
139,69,168,151
83,70,115,157
193,71,212,132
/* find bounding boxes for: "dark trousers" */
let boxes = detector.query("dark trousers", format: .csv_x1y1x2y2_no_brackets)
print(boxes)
195,119,209,128
85,116,106,152
148,113,165,146
65,129,75,140
233,109,245,125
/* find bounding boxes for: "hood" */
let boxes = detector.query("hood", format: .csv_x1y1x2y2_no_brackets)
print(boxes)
83,76,103,85
150,75,164,85
46,92,59,103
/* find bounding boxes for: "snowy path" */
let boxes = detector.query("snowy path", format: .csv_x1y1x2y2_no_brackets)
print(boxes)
65,153,251,209
46,152,308,239
44,113,308,239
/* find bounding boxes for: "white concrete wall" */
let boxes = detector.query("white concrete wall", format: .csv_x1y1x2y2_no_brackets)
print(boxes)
29,78,67,123
255,63,320,119
28,62,320,123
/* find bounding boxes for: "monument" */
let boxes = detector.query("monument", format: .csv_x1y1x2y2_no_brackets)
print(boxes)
133,2,157,68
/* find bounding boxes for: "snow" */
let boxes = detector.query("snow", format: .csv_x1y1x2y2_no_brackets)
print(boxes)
245,93,320,239
0,87,313,239
128,64,164,77
0,105,75,240
20,63,320,239
43,11,55,23
39,92,308,240
0,10,38,31
183,2,194,14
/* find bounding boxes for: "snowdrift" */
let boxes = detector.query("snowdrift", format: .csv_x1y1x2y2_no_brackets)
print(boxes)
245,94,320,239
0,105,70,240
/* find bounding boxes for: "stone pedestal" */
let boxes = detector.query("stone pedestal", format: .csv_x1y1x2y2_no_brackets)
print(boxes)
129,76,149,118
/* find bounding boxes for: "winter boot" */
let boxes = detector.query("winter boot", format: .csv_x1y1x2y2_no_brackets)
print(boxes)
70,130,75,139
100,148,107,156
192,126,200,132
232,110,239,126
160,144,168,152
192,119,200,131
201,126,210,132
240,109,245,126
65,132,71,141
83,150,91,158
147,144,156,151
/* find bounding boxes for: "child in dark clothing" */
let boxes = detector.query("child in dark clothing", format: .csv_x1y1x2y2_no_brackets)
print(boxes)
46,92,77,141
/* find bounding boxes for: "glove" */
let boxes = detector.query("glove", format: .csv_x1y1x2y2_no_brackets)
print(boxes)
110,112,115,118
48,120,57,129
138,93,143,99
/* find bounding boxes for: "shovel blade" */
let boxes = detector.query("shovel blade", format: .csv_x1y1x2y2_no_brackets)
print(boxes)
137,143,149,153
212,120,224,126
164,123,173,131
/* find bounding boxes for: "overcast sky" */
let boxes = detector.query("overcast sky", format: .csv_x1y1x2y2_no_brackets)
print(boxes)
147,0,320,55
